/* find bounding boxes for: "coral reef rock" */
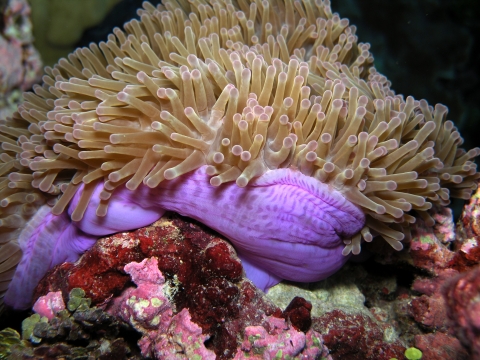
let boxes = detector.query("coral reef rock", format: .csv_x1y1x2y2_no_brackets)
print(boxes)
0,0,42,119
31,213,327,359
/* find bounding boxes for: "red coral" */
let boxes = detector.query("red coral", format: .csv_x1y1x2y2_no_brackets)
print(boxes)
282,296,312,332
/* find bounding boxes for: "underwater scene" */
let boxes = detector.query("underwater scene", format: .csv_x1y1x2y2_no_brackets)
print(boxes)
0,0,480,358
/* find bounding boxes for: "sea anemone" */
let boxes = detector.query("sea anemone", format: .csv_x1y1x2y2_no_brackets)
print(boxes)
1,0,478,311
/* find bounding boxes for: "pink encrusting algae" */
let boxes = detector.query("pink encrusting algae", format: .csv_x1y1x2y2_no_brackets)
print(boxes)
107,257,216,359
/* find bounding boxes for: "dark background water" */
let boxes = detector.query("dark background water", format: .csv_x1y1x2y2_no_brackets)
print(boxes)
333,0,480,152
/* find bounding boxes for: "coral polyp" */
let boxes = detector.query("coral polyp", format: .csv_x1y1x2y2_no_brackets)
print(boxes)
0,0,478,311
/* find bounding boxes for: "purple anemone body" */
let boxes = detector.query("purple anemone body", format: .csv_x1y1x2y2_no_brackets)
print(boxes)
4,207,97,309
5,166,365,309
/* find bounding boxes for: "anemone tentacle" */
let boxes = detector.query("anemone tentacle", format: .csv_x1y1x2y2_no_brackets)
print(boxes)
1,0,478,311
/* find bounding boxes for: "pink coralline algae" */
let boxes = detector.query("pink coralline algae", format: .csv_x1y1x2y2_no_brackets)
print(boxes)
0,0,42,119
235,315,330,360
107,257,216,359
32,291,65,321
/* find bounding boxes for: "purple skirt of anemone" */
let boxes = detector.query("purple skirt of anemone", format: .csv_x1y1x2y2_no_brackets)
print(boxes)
5,166,364,309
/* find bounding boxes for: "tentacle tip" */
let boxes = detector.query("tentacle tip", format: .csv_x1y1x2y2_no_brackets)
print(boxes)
96,208,107,217
71,213,84,223
125,180,139,191
117,92,128,101
164,169,176,180
376,205,386,215
236,176,248,188
342,245,352,256
210,176,221,187
391,241,403,251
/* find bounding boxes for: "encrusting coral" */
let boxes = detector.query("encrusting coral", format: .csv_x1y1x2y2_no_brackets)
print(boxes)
1,0,479,311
